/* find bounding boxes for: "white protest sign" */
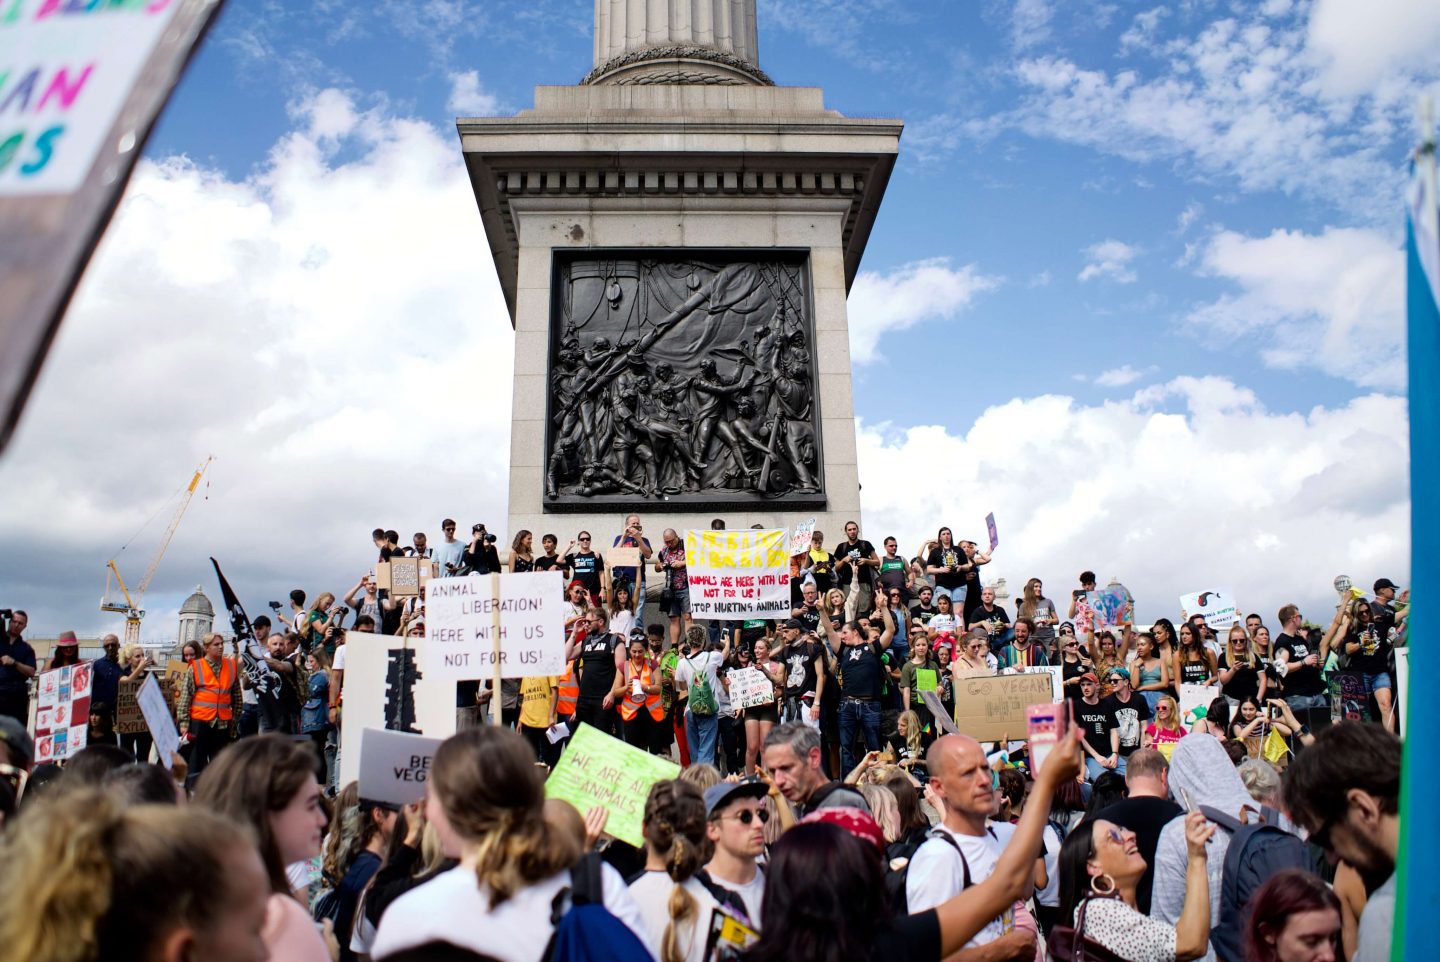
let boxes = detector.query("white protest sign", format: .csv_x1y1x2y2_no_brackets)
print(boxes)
1022,665,1063,702
1178,683,1219,726
424,571,566,682
684,529,791,620
1180,589,1239,629
726,668,775,710
359,728,443,807
136,674,180,770
788,518,817,556
338,634,457,788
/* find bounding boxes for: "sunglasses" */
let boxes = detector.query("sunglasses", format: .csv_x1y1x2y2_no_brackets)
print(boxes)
717,808,771,826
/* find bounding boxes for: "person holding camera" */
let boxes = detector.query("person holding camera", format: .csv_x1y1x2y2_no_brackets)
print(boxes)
832,520,878,622
434,518,466,576
463,523,502,575
612,513,654,621
0,610,35,725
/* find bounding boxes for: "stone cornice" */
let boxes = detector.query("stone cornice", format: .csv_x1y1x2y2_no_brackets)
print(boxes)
583,44,773,87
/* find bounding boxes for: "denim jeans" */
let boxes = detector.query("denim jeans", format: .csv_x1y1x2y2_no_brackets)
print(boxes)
686,709,719,767
940,585,967,609
1085,754,1127,782
838,698,881,776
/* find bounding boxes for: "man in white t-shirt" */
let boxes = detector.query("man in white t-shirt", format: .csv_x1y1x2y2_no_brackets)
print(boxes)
675,627,728,767
906,734,1034,960
703,780,768,925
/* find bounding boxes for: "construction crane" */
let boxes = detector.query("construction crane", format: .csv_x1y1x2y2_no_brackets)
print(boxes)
101,456,213,642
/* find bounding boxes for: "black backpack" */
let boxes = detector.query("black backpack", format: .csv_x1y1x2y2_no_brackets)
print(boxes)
1199,805,1322,962
884,827,971,917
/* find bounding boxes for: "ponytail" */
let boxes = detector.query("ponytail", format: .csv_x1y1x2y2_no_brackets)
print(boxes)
641,780,709,962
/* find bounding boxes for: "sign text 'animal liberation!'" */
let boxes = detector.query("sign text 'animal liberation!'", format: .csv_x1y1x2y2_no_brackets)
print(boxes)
423,571,566,681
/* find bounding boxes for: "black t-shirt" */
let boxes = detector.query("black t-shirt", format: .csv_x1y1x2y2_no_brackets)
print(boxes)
1273,633,1324,695
793,604,822,636
969,604,1010,634
1076,699,1116,758
564,551,605,595
1344,626,1391,676
873,908,942,960
1219,652,1262,701
926,546,966,590
1096,796,1183,914
960,565,984,626
534,554,561,573
782,641,824,697
877,555,908,596
737,620,770,656
576,632,621,699
833,539,877,587
1371,600,1398,650
1061,657,1089,701
1101,693,1151,757
462,542,501,575
909,601,937,624
1178,658,1211,686
837,641,885,699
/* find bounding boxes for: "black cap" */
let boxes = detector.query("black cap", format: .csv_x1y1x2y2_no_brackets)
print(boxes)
782,618,803,629
1374,578,1399,593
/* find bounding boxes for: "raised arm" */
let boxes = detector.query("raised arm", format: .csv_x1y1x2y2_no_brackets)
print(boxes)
818,609,842,655
1173,813,1216,961
876,602,895,651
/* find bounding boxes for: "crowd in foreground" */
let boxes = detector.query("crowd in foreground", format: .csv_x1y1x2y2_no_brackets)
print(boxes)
0,514,1410,962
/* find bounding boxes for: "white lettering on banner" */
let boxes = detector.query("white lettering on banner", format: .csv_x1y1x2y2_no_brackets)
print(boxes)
683,529,790,621
424,571,565,681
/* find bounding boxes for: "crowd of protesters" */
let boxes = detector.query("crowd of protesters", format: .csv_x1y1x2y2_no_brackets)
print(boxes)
0,513,1410,962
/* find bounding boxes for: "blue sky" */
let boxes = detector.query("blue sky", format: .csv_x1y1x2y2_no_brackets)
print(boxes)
0,0,1431,639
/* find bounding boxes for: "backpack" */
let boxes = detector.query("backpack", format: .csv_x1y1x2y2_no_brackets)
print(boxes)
685,655,718,716
1199,805,1321,962
884,827,970,917
541,854,653,962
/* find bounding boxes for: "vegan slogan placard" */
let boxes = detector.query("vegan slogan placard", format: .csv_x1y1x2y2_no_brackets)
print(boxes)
544,723,680,848
684,529,791,620
425,571,566,682
359,728,443,807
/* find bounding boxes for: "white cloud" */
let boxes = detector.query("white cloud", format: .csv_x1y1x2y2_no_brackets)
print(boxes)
1118,7,1166,54
0,90,514,639
1094,364,1146,387
447,70,503,116
1186,226,1404,388
846,258,1001,364
1011,0,1053,51
1078,239,1139,283
858,377,1409,620
1306,0,1440,97
1177,201,1203,234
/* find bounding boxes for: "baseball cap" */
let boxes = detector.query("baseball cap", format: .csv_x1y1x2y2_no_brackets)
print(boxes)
0,716,34,768
703,778,769,817
1079,672,1099,684
782,618,803,630
1374,578,1399,593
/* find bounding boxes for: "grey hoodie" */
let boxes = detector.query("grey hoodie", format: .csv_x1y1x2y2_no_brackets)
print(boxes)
1152,734,1261,962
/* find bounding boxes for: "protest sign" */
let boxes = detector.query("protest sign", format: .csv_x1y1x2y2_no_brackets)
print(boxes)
424,571,566,682
0,0,227,454
1178,683,1219,726
376,557,435,597
920,690,960,736
545,723,680,848
726,668,774,710
952,673,1056,743
1180,589,1239,629
1017,665,1063,702
1335,672,1370,723
136,674,180,770
606,546,641,569
1396,646,1410,737
914,668,939,692
34,663,92,763
684,529,790,620
788,517,817,556
1090,584,1134,629
339,634,457,787
359,728,443,807
115,677,146,734
986,512,999,552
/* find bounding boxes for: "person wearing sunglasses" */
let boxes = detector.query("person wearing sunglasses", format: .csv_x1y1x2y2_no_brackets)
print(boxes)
563,530,608,606
703,779,771,925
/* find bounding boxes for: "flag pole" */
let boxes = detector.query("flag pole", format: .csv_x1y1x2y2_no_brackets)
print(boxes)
1397,94,1437,962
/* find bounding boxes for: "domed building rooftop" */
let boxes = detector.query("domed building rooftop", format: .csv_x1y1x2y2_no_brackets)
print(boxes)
180,585,214,617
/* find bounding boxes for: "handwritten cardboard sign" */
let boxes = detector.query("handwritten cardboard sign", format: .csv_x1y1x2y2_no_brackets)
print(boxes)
136,674,180,770
544,723,680,848
606,546,641,569
376,557,436,597
359,728,443,807
726,667,774,710
1180,589,1239,629
424,571,566,682
788,517,817,556
684,529,791,620
952,673,1056,742
115,676,147,734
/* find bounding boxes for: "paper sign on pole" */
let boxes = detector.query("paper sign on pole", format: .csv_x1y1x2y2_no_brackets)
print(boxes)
920,690,960,736
338,634,457,788
726,668,775,710
606,546,641,569
424,571,566,682
1180,589,1239,629
359,728,443,807
544,723,680,848
788,518,817,556
1178,683,1220,726
986,513,999,552
34,663,93,763
953,673,1056,743
684,529,790,620
0,0,227,454
136,674,180,770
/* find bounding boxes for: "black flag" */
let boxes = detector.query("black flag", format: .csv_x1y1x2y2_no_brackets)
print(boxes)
211,557,285,731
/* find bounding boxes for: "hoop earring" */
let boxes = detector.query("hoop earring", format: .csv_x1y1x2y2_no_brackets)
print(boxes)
1090,873,1117,897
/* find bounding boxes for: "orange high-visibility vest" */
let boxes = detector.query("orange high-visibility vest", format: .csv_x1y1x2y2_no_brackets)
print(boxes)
618,661,664,722
556,662,579,717
190,657,236,723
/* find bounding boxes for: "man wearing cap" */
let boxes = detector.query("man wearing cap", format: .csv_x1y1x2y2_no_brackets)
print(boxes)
907,734,1032,960
0,611,35,724
1100,667,1150,775
703,779,770,924
1371,578,1406,647
1075,673,1121,781
762,722,868,818
777,620,825,727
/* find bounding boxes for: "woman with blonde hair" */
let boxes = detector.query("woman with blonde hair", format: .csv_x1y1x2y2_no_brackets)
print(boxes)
373,727,653,959
1018,577,1059,656
0,789,270,962
629,779,717,962
1142,694,1187,757
1219,624,1267,708
860,782,903,844
299,591,337,652
194,734,331,961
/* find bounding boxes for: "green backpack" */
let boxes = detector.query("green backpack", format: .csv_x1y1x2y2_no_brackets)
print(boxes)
685,655,718,715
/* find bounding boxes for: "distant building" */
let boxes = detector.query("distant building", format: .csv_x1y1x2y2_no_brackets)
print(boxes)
177,585,215,649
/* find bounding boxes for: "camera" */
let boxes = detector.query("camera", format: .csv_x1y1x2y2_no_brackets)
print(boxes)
268,601,282,611
0,609,11,619
484,534,497,544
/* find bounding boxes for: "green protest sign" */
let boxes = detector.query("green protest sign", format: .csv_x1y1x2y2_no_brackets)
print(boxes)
915,668,938,692
545,723,680,848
